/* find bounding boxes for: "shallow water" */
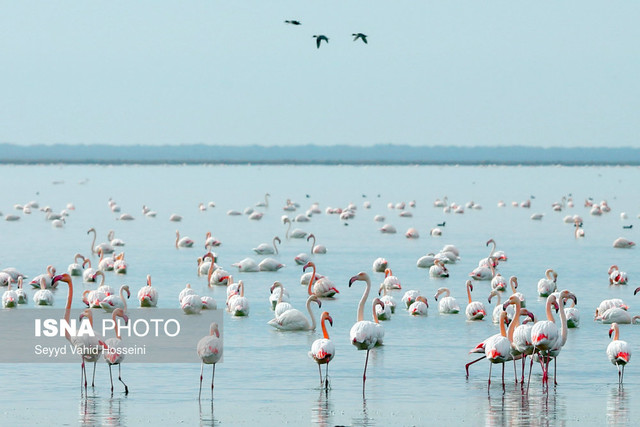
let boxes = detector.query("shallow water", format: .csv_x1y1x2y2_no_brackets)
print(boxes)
0,164,639,425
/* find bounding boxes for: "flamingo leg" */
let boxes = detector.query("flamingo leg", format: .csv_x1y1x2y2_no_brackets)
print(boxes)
465,355,486,378
488,363,492,388
91,360,97,387
621,365,625,384
211,363,216,394
526,355,534,392
109,365,114,393
82,360,88,389
362,350,370,397
325,363,330,390
118,364,128,395
318,364,323,387
513,359,518,384
199,362,204,400
553,357,557,386
80,361,86,390
501,363,505,391
521,357,526,384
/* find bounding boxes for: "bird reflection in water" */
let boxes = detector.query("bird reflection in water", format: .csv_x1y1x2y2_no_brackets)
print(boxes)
311,388,332,427
199,398,217,426
485,386,563,427
607,386,629,426
78,394,100,426
350,398,371,427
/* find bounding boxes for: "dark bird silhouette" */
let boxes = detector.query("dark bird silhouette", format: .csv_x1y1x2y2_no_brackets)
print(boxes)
352,33,368,44
313,35,329,48
437,221,446,227
284,20,301,25
623,225,633,229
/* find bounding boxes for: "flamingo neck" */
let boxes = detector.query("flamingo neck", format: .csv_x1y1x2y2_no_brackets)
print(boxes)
545,295,556,322
90,230,97,253
207,256,214,283
307,264,316,296
120,286,128,312
507,300,521,342
307,297,317,330
63,276,73,342
372,302,380,324
357,278,371,322
321,317,330,339
286,220,291,239
612,324,620,341
239,281,244,297
499,313,507,337
510,277,517,293
309,235,316,252
466,283,472,303
113,311,121,340
175,231,180,248
558,295,569,345
273,237,279,254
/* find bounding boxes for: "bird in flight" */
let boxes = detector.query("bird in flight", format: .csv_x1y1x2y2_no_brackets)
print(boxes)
313,35,329,49
352,33,368,44
285,20,301,25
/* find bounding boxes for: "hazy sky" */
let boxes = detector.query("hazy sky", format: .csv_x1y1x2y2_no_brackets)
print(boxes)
2,2,639,147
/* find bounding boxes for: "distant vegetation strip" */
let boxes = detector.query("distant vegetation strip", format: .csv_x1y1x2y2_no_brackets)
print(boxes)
0,144,639,165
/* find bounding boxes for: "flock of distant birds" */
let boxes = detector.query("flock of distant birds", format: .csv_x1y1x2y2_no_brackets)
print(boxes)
1,191,638,399
284,19,368,48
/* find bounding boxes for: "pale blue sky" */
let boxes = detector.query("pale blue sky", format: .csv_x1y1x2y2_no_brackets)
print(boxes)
1,1,639,147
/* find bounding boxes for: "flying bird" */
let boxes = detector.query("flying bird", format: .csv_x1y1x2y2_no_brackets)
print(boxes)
352,33,368,44
285,20,301,25
313,35,329,49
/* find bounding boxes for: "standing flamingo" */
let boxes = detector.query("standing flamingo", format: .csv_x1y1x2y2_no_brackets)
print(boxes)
103,308,129,394
176,230,194,248
607,322,632,384
434,287,460,314
308,233,327,254
348,272,385,396
51,274,77,386
304,262,339,298
381,268,402,289
310,312,335,389
227,280,249,316
15,277,27,304
483,310,512,389
197,322,223,399
75,308,103,390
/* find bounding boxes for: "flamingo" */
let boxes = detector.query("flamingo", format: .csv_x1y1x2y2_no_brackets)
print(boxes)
469,260,495,281
268,294,321,330
197,322,223,399
87,227,114,254
232,258,259,272
310,312,335,389
108,230,126,247
465,281,486,320
2,280,18,308
253,236,281,255
609,265,628,285
348,272,384,396
488,290,513,324
113,252,127,274
505,299,536,384
378,283,397,314
304,262,339,298
206,253,229,286
596,298,629,320
259,257,285,271
138,275,158,307
483,310,513,388
82,259,98,283
33,277,54,305
381,268,402,290
307,234,327,254
408,296,429,316
201,295,217,310
600,307,634,324
434,287,460,314
613,238,635,248
574,219,585,238
491,273,507,292
182,292,203,315
97,248,115,271
204,231,222,249
372,257,389,273
176,230,194,248
402,290,420,308
103,308,129,394
256,192,270,208
537,269,558,297
15,277,27,304
509,276,526,307
283,217,307,239
270,282,293,317
416,253,436,268
100,285,130,313
68,253,85,276
429,260,449,278
29,265,56,288
227,280,249,316
607,322,632,384
379,224,397,234
75,308,103,390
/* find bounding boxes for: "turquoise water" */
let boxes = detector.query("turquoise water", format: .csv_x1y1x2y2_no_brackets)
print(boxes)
0,164,639,425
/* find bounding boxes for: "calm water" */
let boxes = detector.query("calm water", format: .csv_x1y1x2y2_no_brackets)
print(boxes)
1,164,639,425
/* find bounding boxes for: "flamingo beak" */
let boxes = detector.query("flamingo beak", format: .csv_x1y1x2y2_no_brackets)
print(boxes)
328,316,333,327
634,287,640,296
123,314,130,325
348,276,357,287
609,328,613,338
502,301,511,310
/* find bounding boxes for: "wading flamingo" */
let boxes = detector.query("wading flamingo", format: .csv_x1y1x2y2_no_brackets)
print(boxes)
197,322,223,399
304,262,339,298
268,294,321,330
310,312,335,389
348,272,385,396
253,236,281,255
176,230,194,248
308,233,327,254
100,285,130,313
434,287,460,314
138,275,158,307
68,254,85,276
465,281,486,320
607,322,632,384
88,227,114,254
537,269,557,297
103,308,129,394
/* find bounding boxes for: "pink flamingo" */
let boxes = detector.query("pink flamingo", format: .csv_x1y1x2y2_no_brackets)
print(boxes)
103,308,129,394
310,312,335,389
197,322,223,399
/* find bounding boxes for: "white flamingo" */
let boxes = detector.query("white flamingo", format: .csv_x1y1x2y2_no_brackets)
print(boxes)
402,290,420,308
68,253,85,276
108,230,126,247
82,259,97,283
613,238,635,248
608,265,628,285
103,308,129,394
253,236,281,255
74,308,103,390
348,272,384,396
372,257,389,273
270,282,293,317
259,258,285,271
87,227,114,254
100,285,130,313
596,298,629,320
197,322,223,399
434,287,460,314
33,277,54,305
2,281,18,308
29,265,56,288
483,310,513,389
509,276,526,307
15,277,27,304
138,275,158,307
304,262,339,298
537,268,558,297
307,233,327,254
97,248,115,271
283,217,307,239
227,280,249,316
491,273,507,292
429,259,449,278
176,230,194,248
607,322,632,384
465,281,486,320
309,311,335,389
381,268,402,289
267,294,321,330
408,296,429,316
378,283,397,314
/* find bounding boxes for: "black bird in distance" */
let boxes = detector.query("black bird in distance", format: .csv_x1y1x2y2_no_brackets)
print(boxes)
285,20,301,25
313,35,329,48
352,33,368,44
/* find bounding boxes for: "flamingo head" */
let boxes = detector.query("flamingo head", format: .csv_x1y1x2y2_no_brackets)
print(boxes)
634,286,640,296
520,309,535,323
123,285,131,299
609,326,614,338
303,261,314,272
561,290,577,306
322,312,333,327
349,272,368,287
416,296,428,307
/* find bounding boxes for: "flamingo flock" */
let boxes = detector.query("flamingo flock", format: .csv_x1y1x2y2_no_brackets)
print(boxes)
2,188,638,406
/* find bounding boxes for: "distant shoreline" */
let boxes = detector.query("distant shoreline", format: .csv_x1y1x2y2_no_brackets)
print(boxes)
1,160,638,166
1,143,639,166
